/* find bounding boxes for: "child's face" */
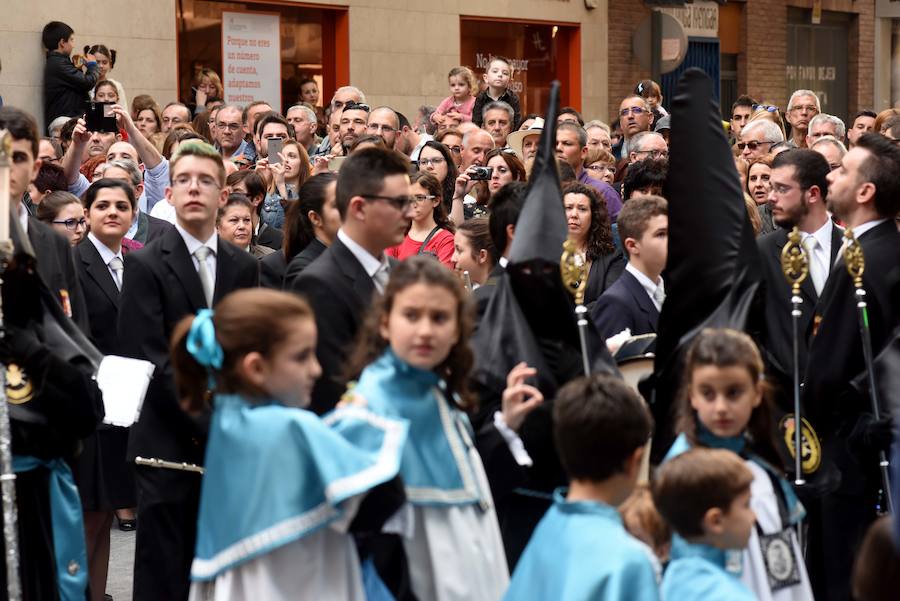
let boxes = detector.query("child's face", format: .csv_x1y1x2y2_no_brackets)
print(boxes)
380,282,460,371
449,75,470,99
689,364,762,439
258,317,321,408
60,34,75,56
716,488,756,549
483,61,511,90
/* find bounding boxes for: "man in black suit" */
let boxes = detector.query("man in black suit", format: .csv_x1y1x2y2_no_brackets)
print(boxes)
474,181,527,319
802,133,900,601
757,150,841,400
118,141,259,601
289,147,414,414
590,195,668,340
1,106,89,331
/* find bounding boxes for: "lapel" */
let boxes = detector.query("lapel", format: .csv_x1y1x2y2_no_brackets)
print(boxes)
621,270,659,327
161,227,207,310
828,222,844,266
79,240,119,307
213,239,240,304
773,229,818,304
332,238,375,304
134,211,150,244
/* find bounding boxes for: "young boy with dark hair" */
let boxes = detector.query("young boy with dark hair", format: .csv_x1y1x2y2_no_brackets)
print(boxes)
42,21,101,124
472,56,522,130
652,448,757,601
590,194,668,340
503,374,659,601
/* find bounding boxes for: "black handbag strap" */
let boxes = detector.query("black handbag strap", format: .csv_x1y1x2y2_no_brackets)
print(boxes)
416,226,442,255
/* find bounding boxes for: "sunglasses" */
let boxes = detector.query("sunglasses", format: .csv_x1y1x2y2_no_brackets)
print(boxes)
737,140,775,152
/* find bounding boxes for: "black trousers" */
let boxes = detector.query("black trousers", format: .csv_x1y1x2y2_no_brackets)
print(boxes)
132,469,201,601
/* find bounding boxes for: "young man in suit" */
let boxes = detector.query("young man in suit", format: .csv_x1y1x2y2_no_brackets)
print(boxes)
802,133,900,601
74,178,137,601
0,105,89,331
757,150,840,400
117,141,259,601
289,147,414,414
590,195,668,340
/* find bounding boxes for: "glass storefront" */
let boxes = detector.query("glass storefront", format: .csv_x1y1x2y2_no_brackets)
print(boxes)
460,18,580,116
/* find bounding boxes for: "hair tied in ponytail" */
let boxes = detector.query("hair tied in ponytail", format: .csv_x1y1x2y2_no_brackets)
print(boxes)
187,309,223,371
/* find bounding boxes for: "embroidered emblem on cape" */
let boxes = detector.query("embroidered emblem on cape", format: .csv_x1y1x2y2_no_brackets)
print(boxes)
6,363,33,404
759,528,801,591
779,414,821,474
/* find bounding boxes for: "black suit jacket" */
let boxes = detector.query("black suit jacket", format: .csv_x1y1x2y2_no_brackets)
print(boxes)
75,239,122,355
290,237,375,414
133,211,175,245
803,220,900,495
589,269,659,340
757,223,843,386
283,238,327,288
118,227,259,503
473,263,504,321
583,251,626,306
259,250,287,289
27,217,90,334
256,223,284,250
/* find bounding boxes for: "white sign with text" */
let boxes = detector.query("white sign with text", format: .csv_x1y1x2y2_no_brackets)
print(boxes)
222,11,281,108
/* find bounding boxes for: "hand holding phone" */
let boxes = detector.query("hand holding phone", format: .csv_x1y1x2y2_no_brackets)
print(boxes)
267,138,284,165
84,101,119,133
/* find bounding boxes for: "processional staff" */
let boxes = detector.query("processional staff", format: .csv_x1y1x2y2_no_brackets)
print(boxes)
560,239,590,376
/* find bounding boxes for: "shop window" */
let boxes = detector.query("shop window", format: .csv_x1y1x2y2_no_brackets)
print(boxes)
460,18,581,118
176,0,347,114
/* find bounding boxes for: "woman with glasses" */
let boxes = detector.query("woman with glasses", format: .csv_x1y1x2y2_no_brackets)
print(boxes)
37,191,88,246
417,140,458,212
387,172,455,267
435,129,464,168
584,146,617,185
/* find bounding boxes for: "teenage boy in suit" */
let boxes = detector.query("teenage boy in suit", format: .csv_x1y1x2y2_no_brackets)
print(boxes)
118,140,259,601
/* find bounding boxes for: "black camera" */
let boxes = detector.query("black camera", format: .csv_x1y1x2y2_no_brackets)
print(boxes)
469,166,493,181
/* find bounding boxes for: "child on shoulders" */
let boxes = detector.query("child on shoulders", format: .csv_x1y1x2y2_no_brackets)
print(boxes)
472,56,521,129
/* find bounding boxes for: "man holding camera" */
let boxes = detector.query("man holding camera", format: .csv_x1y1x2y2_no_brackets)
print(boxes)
42,21,101,125
448,128,496,223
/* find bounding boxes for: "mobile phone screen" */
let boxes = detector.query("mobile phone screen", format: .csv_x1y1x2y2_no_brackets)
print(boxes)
268,138,284,164
84,102,119,133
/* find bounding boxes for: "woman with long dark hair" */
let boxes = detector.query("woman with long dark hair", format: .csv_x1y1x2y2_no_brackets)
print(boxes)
563,182,624,304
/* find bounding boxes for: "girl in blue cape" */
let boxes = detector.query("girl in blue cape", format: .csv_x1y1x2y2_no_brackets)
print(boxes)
344,256,511,601
173,289,408,600
664,328,814,601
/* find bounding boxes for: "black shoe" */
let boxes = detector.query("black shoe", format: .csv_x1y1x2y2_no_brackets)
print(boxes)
118,518,136,532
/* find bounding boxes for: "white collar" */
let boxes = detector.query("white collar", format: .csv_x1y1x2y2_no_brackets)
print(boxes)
87,232,123,264
337,228,384,278
175,221,218,256
17,201,29,234
803,218,834,255
625,262,662,298
851,218,889,240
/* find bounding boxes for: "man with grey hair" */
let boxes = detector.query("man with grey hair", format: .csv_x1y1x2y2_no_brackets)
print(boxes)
627,131,668,164
482,100,515,147
286,104,320,155
786,89,821,148
810,135,847,172
585,120,613,152
330,85,366,113
739,119,785,161
806,113,846,148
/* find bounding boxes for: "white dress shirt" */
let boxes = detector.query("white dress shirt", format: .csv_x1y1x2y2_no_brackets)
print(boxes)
625,262,665,312
17,201,29,234
801,218,834,296
87,232,124,284
337,228,388,279
175,222,218,287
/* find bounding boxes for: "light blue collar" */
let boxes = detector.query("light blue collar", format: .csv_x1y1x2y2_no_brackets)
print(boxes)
552,488,623,524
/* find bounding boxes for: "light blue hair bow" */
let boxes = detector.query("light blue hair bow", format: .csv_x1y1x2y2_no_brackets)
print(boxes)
187,309,223,372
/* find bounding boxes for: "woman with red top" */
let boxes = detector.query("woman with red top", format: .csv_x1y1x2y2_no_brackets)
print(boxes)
387,172,455,267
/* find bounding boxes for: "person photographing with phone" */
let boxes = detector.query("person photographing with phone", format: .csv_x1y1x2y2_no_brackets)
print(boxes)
42,20,102,124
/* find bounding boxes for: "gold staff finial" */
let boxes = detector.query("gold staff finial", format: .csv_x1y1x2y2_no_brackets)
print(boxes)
780,227,810,296
560,238,586,305
843,228,865,289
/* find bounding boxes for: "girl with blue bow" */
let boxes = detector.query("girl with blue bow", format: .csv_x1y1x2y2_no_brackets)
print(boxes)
174,289,408,600
344,256,510,601
664,328,814,601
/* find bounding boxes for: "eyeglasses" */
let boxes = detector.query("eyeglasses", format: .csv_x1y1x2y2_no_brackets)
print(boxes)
447,145,462,154
753,104,779,113
411,194,436,203
418,157,445,167
771,183,809,196
736,140,775,152
360,194,414,211
634,149,668,159
217,123,242,132
586,164,608,173
172,174,221,189
342,101,370,113
790,105,818,113
620,107,647,117
368,124,395,133
53,217,87,231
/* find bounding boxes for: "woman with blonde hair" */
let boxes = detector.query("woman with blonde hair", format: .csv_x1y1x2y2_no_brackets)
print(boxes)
192,67,224,114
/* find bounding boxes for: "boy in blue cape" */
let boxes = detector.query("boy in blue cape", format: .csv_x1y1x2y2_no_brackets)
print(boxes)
652,447,757,601
503,375,659,601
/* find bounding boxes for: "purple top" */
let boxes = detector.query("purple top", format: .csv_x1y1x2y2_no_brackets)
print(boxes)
577,170,623,222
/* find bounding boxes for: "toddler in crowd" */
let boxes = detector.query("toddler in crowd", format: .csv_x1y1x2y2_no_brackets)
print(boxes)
434,66,478,125
503,374,660,601
472,56,522,129
665,328,813,601
653,447,757,601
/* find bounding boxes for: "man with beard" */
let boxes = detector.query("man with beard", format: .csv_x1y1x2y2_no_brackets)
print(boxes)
337,101,370,155
802,133,900,601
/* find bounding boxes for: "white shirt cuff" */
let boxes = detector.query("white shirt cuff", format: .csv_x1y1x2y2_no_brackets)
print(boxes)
493,411,533,467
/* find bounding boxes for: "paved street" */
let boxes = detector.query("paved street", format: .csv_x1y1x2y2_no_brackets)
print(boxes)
107,525,135,601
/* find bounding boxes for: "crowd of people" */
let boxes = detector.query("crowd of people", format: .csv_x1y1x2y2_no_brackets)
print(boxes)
1,18,899,601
